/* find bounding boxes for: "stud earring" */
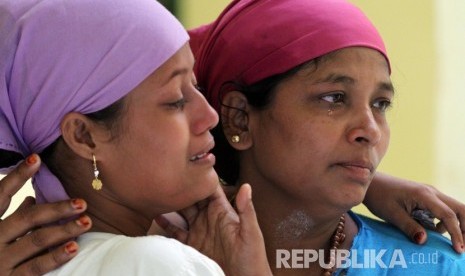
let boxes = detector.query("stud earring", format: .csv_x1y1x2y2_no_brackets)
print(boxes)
327,109,333,116
231,135,240,143
92,154,103,190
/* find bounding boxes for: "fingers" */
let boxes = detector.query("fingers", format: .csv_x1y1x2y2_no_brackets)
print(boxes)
384,204,428,245
7,214,91,266
0,199,90,272
154,215,188,243
416,190,465,253
11,241,79,276
0,154,40,215
235,184,263,240
0,198,88,243
435,193,465,253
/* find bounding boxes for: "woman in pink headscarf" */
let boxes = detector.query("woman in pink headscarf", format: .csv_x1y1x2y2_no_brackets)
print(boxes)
0,0,271,275
180,0,465,274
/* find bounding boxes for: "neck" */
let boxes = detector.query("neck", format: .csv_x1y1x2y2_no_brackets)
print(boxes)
240,178,359,276
45,143,153,237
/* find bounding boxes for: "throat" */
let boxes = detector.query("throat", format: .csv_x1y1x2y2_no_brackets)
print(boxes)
274,210,316,241
267,212,355,276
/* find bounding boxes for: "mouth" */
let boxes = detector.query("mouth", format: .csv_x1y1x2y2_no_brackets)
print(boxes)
189,152,210,161
337,162,374,173
333,160,375,183
189,140,215,162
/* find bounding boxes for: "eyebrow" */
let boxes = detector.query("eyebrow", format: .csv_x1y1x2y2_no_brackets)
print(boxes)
315,73,395,94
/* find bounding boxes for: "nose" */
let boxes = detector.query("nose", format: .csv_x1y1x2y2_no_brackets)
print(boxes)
346,107,382,146
191,90,219,134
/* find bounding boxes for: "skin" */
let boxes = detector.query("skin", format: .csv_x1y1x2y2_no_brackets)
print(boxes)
0,155,90,276
223,47,393,275
56,44,219,236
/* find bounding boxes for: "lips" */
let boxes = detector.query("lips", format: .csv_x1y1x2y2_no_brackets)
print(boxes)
333,160,375,183
337,161,374,173
189,140,215,162
190,152,209,161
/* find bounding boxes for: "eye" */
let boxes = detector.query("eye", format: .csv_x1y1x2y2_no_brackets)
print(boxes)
372,98,392,112
320,92,345,104
167,98,187,110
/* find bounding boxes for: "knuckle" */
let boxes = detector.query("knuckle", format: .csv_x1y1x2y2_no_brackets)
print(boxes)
15,206,36,225
11,164,29,182
0,185,13,203
412,184,436,201
439,209,457,221
51,248,67,267
29,230,49,248
28,258,46,276
63,220,82,236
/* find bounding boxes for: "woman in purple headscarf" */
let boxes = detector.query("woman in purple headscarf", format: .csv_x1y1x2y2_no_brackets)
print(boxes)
0,0,272,275
180,0,465,274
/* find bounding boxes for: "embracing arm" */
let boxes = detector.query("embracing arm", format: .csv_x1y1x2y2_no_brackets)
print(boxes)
364,171,465,253
0,154,91,275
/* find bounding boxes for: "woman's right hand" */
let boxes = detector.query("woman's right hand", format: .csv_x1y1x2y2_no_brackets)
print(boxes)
0,154,91,276
156,184,272,276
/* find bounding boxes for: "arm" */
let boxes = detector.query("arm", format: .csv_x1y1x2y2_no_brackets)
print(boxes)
364,171,465,253
156,184,272,276
0,154,91,275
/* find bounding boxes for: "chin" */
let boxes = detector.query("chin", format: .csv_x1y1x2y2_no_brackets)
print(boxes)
194,171,220,198
338,188,367,209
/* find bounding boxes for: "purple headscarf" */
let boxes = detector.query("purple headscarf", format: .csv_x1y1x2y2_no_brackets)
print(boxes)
0,0,188,203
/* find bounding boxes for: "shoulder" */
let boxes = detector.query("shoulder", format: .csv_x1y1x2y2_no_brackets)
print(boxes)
47,233,224,276
354,212,454,251
347,212,465,273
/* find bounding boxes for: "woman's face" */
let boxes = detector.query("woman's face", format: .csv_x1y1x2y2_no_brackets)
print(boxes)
244,47,393,210
97,44,219,217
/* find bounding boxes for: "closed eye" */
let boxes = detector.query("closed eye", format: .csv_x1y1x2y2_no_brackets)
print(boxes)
167,98,187,110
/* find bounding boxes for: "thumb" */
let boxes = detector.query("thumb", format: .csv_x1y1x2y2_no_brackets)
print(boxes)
235,184,262,238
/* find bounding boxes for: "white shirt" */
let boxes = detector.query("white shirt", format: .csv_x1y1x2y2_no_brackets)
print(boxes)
46,232,225,276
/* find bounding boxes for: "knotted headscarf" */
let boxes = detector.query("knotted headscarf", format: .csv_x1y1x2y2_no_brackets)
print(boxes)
0,0,188,203
190,0,390,112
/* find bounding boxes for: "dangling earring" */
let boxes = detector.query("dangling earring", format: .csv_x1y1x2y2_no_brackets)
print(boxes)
92,154,103,190
231,135,240,143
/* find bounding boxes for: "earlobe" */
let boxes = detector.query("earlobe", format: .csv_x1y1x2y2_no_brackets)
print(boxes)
220,91,253,150
60,112,96,159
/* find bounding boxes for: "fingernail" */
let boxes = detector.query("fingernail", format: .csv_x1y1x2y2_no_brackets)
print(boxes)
76,215,91,227
64,241,78,254
414,232,424,243
26,154,38,165
71,199,85,210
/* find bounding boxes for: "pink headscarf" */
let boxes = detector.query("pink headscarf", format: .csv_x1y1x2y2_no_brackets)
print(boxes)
0,0,188,203
190,0,390,112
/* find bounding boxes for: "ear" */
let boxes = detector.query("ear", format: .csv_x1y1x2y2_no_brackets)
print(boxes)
220,91,253,150
60,112,99,160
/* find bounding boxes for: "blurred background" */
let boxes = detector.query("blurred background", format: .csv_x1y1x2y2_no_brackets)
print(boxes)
2,0,464,218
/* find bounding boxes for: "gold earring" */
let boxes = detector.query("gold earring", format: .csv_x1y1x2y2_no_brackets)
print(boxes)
327,109,333,116
231,135,240,143
92,154,103,190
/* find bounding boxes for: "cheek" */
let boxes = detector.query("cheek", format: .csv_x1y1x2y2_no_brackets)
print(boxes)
377,124,391,159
